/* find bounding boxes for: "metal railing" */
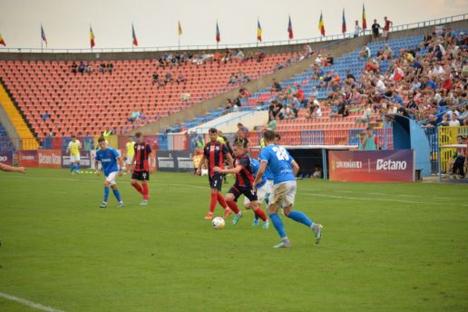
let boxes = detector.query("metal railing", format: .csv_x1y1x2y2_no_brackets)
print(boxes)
0,13,466,54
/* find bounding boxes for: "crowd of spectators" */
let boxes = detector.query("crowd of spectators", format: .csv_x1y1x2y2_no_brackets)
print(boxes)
71,61,113,74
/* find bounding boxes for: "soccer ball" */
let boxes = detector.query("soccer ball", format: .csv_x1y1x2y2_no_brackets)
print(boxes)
212,217,225,229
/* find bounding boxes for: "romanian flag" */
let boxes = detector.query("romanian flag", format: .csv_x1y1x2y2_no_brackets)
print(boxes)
362,4,367,30
215,21,220,43
89,26,95,48
177,21,183,36
0,33,6,46
41,25,47,46
257,19,262,42
342,9,347,34
132,24,138,46
287,16,293,40
318,12,325,36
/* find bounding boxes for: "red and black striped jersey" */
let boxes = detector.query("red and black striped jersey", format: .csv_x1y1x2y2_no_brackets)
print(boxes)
203,141,228,176
134,142,152,172
234,154,255,188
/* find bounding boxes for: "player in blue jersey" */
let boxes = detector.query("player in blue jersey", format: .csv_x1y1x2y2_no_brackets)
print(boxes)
253,130,323,248
244,157,270,229
94,136,125,208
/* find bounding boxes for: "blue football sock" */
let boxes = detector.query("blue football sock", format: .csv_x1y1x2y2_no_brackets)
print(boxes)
103,186,110,202
70,163,75,172
269,213,287,238
76,163,80,172
287,210,314,227
112,188,122,202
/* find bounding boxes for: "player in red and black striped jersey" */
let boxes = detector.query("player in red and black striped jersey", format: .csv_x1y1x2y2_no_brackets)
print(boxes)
130,132,152,206
214,142,268,225
196,128,234,220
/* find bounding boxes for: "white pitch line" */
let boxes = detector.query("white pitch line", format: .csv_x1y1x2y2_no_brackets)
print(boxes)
0,292,64,312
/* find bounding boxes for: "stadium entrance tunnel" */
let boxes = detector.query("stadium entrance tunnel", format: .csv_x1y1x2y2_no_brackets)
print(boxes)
392,115,431,177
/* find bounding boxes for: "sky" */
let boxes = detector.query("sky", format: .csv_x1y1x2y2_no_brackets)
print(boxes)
0,0,467,50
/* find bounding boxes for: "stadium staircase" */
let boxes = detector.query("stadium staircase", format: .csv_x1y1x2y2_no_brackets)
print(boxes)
0,80,39,150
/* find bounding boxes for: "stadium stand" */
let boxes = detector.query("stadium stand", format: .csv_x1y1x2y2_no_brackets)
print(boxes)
0,50,297,139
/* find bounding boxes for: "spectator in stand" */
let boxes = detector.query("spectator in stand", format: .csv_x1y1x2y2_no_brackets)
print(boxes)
363,127,379,150
176,73,186,84
237,123,249,136
307,96,322,118
383,17,393,40
164,72,173,84
359,45,371,59
228,73,237,85
152,73,159,85
371,19,381,39
449,113,461,126
78,61,86,74
354,20,362,38
71,62,78,73
99,63,106,73
271,78,282,92
239,87,250,99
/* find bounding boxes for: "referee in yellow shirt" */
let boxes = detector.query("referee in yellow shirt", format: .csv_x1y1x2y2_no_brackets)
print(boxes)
67,135,82,174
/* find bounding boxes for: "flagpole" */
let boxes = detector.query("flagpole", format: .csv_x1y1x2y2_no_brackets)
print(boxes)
40,24,43,52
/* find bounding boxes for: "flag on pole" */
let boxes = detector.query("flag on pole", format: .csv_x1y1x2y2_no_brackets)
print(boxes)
41,24,48,46
0,34,5,46
318,12,325,36
287,15,293,40
257,19,262,42
362,4,367,30
132,24,138,46
342,9,347,34
215,21,221,43
177,21,183,36
89,26,95,48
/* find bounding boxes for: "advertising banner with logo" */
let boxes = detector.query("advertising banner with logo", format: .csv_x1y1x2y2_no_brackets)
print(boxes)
156,151,193,172
38,149,62,168
18,150,39,167
61,151,91,168
0,151,13,165
329,150,415,182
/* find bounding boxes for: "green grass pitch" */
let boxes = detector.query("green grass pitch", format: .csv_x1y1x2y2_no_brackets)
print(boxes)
0,169,467,311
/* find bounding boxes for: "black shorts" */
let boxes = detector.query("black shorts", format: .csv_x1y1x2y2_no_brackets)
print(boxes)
208,173,223,191
229,185,257,202
132,170,150,181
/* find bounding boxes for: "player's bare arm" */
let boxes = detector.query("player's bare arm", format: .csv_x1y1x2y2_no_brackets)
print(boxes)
213,164,242,174
292,160,300,176
0,163,26,173
253,161,267,190
226,153,234,168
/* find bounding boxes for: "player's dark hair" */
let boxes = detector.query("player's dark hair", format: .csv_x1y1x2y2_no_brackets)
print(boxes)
135,132,142,138
209,128,217,134
263,130,275,142
98,136,106,143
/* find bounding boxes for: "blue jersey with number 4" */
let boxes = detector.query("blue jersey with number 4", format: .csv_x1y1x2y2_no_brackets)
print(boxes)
259,144,295,184
95,147,120,176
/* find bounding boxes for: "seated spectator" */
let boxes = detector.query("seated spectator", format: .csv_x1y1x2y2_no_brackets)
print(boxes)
99,63,106,73
128,111,141,123
271,79,282,92
107,63,113,73
228,73,237,85
239,87,250,98
359,45,371,59
449,113,461,126
306,96,322,118
356,104,372,124
176,73,186,84
164,72,173,84
152,73,159,85
71,62,78,73
78,61,85,74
